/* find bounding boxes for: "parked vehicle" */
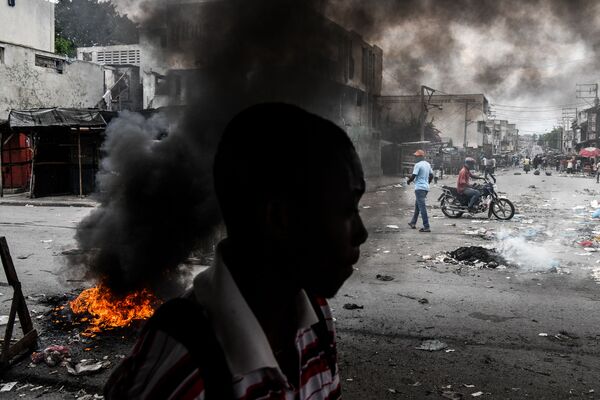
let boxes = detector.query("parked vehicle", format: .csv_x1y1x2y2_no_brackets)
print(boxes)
438,179,515,220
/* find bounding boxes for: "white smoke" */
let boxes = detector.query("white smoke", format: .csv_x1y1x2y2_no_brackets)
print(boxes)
495,232,560,272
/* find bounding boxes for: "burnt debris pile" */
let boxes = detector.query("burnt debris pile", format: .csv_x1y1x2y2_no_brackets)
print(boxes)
447,246,511,269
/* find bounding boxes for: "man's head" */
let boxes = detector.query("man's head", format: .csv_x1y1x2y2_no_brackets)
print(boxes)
214,103,368,297
414,149,425,162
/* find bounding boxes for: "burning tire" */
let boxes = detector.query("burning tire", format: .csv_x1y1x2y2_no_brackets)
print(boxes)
441,196,463,218
491,198,515,220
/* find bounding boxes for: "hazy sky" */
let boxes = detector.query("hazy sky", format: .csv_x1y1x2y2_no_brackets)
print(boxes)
113,0,600,135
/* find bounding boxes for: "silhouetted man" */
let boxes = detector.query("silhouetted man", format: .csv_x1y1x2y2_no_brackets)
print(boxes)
105,103,368,399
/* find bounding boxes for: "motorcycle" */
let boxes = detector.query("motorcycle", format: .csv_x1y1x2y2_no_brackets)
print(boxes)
438,178,515,220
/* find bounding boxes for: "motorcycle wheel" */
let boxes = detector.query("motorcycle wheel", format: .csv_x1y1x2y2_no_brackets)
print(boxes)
491,198,515,220
441,197,464,218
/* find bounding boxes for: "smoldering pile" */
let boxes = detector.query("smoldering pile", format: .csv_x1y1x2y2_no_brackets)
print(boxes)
446,246,513,269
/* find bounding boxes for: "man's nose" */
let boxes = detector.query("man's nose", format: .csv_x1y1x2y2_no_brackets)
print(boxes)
353,215,368,247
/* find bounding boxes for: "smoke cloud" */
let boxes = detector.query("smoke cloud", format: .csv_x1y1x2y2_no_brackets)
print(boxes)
325,0,600,109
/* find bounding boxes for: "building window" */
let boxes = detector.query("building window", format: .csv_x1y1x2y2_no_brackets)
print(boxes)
35,55,65,73
8,0,15,7
82,52,92,62
0,47,4,64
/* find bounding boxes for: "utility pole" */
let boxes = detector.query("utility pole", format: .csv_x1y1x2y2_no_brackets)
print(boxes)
419,85,437,142
457,99,478,150
562,108,577,153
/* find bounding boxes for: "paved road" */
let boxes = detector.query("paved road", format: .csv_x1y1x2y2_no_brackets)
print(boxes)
334,169,600,399
2,170,600,398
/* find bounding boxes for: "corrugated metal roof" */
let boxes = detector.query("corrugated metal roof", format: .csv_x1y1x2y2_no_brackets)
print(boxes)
9,108,107,129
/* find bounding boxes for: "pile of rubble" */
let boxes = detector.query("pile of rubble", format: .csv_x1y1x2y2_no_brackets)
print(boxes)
446,246,512,269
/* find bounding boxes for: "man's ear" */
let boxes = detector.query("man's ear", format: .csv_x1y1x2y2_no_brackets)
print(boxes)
265,199,290,239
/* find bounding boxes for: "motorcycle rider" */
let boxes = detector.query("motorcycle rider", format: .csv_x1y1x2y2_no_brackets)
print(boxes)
457,157,484,213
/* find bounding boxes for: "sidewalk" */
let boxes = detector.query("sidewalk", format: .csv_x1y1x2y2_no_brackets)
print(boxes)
0,192,98,208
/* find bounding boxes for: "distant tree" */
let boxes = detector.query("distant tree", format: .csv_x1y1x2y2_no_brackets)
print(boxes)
55,0,139,48
541,128,562,150
55,26,76,56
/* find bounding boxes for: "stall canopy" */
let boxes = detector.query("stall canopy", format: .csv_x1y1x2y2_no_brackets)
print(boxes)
8,108,106,129
579,147,600,158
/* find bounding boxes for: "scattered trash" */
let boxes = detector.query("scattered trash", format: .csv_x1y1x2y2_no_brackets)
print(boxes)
343,303,364,310
422,255,432,260
593,209,600,219
31,345,71,367
16,253,33,260
464,384,476,388
533,170,540,175
387,388,398,394
376,274,394,281
0,382,17,392
40,239,53,243
579,240,594,247
538,333,548,337
0,315,8,326
471,392,484,397
416,339,448,351
386,224,400,229
545,171,552,176
418,298,429,304
528,185,536,189
514,172,521,175
66,359,111,376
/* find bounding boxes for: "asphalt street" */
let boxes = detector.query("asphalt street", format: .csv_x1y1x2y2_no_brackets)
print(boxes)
1,169,600,399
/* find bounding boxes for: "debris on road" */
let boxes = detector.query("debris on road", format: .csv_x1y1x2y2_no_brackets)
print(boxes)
386,224,400,229
0,382,17,392
31,345,71,367
416,339,448,351
343,303,364,310
447,246,510,268
376,274,394,281
471,391,484,397
0,315,8,326
66,359,111,376
17,253,33,259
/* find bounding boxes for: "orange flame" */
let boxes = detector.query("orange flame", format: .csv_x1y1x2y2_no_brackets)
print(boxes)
70,284,161,334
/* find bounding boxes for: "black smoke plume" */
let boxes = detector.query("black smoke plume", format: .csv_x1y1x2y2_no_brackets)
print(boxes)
70,0,339,295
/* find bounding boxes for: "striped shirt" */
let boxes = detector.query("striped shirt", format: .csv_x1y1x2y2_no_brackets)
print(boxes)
105,248,341,400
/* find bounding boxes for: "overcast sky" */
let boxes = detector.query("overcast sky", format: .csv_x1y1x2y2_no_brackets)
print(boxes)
113,0,600,135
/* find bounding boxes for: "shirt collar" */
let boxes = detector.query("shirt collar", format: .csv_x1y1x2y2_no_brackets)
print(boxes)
192,244,319,376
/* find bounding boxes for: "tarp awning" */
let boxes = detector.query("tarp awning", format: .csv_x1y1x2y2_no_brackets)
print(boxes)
8,108,107,129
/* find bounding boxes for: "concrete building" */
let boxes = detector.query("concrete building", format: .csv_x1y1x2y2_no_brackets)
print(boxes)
129,0,384,175
0,42,106,120
378,94,489,150
76,45,143,111
0,0,55,53
485,119,519,155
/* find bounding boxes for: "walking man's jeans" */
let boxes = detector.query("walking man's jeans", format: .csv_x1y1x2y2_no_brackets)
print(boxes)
462,187,480,209
484,167,496,183
410,189,429,229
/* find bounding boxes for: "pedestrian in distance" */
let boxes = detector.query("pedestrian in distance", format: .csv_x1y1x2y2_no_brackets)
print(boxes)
483,155,497,184
104,103,368,400
407,149,433,232
596,159,600,183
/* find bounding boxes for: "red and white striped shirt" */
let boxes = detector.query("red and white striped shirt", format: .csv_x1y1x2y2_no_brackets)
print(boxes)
105,250,341,400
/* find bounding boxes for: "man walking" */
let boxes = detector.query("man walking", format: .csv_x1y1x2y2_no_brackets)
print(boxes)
407,149,433,232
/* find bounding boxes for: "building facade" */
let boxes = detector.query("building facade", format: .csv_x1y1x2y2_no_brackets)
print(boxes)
485,119,519,155
0,0,55,53
378,94,489,149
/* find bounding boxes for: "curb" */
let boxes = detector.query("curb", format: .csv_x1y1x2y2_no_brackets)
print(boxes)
0,201,97,208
